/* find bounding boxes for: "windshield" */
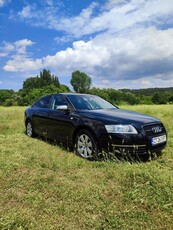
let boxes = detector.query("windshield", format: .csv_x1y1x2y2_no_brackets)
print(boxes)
66,94,117,110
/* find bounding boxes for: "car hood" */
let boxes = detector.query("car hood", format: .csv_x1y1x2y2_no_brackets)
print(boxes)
77,108,160,126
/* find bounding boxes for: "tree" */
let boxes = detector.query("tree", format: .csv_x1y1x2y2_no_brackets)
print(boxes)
70,70,92,93
0,90,14,105
169,94,173,103
22,69,60,94
123,92,139,105
18,84,70,106
89,87,109,101
3,99,13,107
18,69,70,106
152,92,168,104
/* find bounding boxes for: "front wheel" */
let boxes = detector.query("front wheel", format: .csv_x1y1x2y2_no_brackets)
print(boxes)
75,130,98,159
26,120,36,137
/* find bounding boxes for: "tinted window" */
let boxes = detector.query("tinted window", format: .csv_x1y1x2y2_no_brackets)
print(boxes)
33,95,51,108
51,95,67,110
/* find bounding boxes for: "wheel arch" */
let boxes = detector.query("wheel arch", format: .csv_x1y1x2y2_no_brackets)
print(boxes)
25,117,32,127
72,125,98,146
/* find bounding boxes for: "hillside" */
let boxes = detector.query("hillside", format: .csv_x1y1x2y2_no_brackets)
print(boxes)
121,87,173,96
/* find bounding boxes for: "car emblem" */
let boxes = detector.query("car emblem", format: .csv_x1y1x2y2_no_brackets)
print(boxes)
152,126,162,133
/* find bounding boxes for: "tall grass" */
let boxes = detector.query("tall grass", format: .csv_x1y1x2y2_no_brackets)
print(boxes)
0,106,173,229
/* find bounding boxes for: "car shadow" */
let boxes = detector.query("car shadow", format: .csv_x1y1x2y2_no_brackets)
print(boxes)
28,134,160,163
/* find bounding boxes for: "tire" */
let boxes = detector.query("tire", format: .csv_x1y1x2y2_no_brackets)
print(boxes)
75,129,98,159
26,120,36,137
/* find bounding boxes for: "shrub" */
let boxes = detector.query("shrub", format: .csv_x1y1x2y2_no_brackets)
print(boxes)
3,99,13,107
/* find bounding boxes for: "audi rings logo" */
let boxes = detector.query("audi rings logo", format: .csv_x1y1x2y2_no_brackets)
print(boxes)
152,126,162,133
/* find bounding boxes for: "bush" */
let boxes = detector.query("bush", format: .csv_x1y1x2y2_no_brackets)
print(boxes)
3,99,13,107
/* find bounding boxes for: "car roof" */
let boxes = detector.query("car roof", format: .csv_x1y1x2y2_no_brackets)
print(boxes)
40,93,96,99
60,93,95,97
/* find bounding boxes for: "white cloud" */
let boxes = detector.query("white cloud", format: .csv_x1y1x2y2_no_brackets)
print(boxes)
18,5,33,18
3,26,173,88
43,40,111,75
3,55,43,72
54,36,73,44
0,53,7,57
2,39,38,72
0,41,14,57
4,0,173,89
141,80,153,88
0,0,8,7
0,39,35,57
16,0,173,38
41,26,173,82
14,39,35,54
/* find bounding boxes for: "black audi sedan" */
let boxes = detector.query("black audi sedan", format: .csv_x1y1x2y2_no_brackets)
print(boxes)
25,93,167,159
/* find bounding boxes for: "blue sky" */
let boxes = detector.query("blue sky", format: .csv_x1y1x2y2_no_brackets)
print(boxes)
0,0,173,91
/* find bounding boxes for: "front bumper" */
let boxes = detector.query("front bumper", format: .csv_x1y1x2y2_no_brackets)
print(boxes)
98,131,167,158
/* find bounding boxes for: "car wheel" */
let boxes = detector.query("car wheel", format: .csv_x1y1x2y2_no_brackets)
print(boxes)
26,120,36,137
75,129,98,159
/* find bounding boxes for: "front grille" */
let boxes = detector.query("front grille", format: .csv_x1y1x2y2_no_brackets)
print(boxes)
143,123,166,137
112,145,147,156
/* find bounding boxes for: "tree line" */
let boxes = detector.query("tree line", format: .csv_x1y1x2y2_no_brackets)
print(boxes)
1,69,173,106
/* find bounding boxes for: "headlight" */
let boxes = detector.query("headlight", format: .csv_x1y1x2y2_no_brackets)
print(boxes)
105,124,138,134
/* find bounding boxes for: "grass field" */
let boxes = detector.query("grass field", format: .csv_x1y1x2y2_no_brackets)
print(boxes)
0,105,173,229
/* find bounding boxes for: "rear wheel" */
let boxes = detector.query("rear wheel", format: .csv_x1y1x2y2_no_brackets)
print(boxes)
26,120,36,137
75,129,98,159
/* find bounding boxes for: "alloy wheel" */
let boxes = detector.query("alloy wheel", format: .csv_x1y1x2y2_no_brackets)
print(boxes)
76,132,94,158
26,121,33,137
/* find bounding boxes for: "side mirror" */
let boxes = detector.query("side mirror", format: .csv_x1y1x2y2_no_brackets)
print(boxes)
56,105,68,111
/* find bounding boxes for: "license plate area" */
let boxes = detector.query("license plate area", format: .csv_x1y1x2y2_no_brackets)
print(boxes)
151,135,166,146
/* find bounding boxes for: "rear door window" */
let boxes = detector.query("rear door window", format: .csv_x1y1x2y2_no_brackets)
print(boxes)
32,95,52,108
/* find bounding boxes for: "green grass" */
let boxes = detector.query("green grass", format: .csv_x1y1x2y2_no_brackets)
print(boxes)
0,105,173,229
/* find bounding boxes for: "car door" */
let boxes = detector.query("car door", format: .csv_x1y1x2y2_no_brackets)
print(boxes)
32,95,52,136
46,94,75,144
